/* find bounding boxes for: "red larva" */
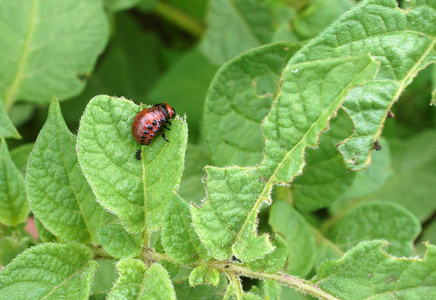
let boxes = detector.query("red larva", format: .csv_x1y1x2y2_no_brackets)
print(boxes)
131,103,176,160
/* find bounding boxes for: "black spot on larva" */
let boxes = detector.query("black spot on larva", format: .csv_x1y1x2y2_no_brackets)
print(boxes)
157,124,161,129
141,135,147,139
143,130,149,135
154,129,158,133
152,120,157,125
147,138,152,141
147,125,153,130
150,134,154,137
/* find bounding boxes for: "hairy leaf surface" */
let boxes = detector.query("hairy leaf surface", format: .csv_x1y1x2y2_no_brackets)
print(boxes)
0,243,97,299
77,95,188,233
288,0,436,170
27,99,104,243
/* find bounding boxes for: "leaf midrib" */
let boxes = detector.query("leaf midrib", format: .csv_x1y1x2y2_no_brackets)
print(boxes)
232,58,376,254
4,0,38,110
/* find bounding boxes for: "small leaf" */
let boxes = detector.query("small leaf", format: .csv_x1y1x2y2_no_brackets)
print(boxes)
162,193,211,264
205,42,302,167
77,95,188,233
0,243,98,299
269,200,316,276
313,240,436,299
189,265,220,287
0,0,109,107
0,100,21,139
248,235,287,273
108,260,176,300
0,236,31,266
329,202,421,257
27,99,104,243
98,224,143,259
0,138,29,226
174,275,228,300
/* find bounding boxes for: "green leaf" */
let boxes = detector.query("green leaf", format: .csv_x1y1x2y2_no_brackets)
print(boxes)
34,217,57,243
288,0,436,170
162,193,211,264
205,42,302,167
291,0,354,40
174,275,228,300
189,265,220,287
77,95,188,233
262,280,281,300
329,202,421,257
98,224,143,259
199,0,274,65
9,143,34,176
108,260,176,300
149,49,218,141
62,13,164,130
0,0,109,108
313,240,436,299
269,200,315,276
193,54,379,262
331,137,392,214
0,243,98,299
248,235,287,273
292,109,355,213
0,138,29,226
178,143,211,205
91,260,119,295
0,236,31,266
333,131,436,222
0,100,21,139
369,131,436,221
104,0,140,11
27,99,104,243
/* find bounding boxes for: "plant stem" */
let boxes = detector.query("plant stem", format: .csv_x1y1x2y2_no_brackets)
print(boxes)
154,2,204,38
145,249,338,300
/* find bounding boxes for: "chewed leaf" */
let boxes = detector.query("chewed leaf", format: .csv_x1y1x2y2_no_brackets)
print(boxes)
260,54,380,182
0,243,98,299
0,100,21,139
108,260,176,300
0,138,29,226
193,54,379,262
77,95,188,233
288,0,436,170
313,240,436,299
205,42,302,167
191,167,269,261
27,99,104,243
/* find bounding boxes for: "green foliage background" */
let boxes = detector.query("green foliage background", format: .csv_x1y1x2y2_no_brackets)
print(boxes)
0,0,435,299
